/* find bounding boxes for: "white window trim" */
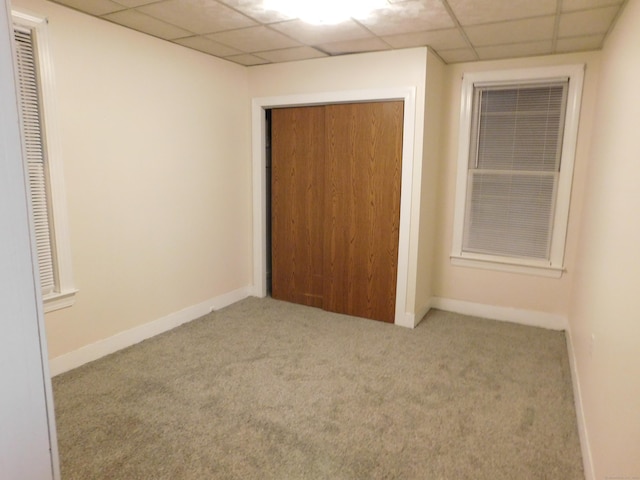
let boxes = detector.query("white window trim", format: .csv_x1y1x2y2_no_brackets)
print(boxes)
451,64,585,278
13,9,77,311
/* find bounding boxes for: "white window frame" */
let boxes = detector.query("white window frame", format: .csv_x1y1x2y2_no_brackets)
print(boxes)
13,9,76,311
451,65,585,278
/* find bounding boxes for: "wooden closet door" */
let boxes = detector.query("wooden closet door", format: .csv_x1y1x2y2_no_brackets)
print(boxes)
323,101,404,323
271,101,403,323
271,106,325,308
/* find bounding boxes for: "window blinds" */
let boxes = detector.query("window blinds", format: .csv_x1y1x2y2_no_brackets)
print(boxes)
462,81,568,261
14,26,56,296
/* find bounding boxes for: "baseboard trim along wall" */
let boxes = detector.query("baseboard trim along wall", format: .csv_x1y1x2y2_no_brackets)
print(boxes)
49,286,253,376
565,328,595,480
428,297,592,475
429,297,568,330
399,301,432,329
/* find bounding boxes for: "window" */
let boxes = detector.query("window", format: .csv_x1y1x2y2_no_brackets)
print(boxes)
13,10,76,311
451,65,584,278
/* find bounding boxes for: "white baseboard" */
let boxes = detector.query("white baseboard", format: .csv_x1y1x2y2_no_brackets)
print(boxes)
396,313,416,329
430,297,568,330
565,328,595,480
49,286,252,376
430,297,590,475
395,299,432,329
414,300,432,328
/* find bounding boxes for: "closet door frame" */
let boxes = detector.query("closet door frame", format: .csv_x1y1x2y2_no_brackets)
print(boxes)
251,87,417,328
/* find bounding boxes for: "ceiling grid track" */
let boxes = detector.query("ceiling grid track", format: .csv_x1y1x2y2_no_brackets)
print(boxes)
46,0,627,65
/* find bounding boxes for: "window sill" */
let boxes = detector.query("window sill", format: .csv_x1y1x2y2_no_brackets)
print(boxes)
450,254,564,278
43,289,78,313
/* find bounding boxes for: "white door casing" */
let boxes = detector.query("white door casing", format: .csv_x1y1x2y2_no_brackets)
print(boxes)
251,87,417,327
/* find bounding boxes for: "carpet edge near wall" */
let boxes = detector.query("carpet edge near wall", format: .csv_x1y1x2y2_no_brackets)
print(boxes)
48,286,253,376
49,290,590,478
51,294,567,376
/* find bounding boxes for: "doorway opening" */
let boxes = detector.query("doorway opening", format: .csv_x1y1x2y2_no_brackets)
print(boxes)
267,102,403,323
265,108,272,297
253,88,418,327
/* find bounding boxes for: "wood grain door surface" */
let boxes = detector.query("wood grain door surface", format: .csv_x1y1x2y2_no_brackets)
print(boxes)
271,101,403,323
271,105,326,308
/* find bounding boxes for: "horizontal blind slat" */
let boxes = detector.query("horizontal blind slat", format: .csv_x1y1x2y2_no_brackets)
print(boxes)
14,25,56,295
463,81,568,261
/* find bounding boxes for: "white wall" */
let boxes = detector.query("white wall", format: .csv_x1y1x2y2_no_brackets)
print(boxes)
249,48,429,321
13,0,253,360
568,0,640,476
432,51,601,321
0,0,57,476
414,49,444,320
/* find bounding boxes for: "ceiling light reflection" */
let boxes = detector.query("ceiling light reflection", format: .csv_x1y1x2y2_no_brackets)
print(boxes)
263,0,388,25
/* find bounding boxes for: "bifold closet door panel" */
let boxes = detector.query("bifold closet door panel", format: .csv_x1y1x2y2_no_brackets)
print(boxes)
271,106,325,308
323,101,404,323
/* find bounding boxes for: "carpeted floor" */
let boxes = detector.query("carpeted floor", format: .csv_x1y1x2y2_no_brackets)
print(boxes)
52,297,584,479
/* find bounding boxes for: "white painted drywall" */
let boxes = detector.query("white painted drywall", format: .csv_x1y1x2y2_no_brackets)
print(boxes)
432,50,602,318
568,0,640,476
414,49,445,322
12,0,253,359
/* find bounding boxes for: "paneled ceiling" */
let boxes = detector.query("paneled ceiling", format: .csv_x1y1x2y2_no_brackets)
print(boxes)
49,0,627,66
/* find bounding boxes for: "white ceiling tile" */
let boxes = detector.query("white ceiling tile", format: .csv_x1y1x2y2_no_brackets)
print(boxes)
464,16,555,47
475,41,553,60
562,0,623,12
113,0,159,7
103,10,193,39
447,0,556,25
138,0,257,35
174,35,243,56
555,34,605,52
270,19,373,45
50,0,624,64
357,0,454,36
437,47,477,63
217,0,296,23
383,28,467,50
558,6,620,37
52,0,125,16
256,46,328,63
225,53,271,66
318,37,391,55
207,26,300,52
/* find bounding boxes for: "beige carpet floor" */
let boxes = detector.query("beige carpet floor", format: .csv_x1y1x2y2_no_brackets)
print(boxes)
52,297,584,479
